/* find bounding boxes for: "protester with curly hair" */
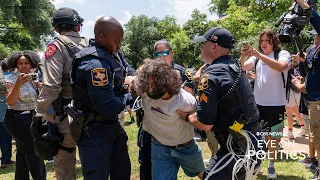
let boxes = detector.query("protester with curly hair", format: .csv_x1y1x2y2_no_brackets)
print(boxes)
133,60,205,180
4,51,46,180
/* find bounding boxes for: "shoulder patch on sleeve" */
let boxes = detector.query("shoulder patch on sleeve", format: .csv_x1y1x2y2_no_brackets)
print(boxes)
198,74,210,91
185,69,193,81
91,68,108,86
45,44,57,59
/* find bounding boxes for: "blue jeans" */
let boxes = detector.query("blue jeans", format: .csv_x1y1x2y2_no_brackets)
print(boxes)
0,122,12,165
77,121,131,180
151,138,205,180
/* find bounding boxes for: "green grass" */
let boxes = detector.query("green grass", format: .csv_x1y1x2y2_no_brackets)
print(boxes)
0,114,315,180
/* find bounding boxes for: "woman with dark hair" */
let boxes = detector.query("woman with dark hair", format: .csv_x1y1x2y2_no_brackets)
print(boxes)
4,51,46,180
133,60,205,180
240,29,291,179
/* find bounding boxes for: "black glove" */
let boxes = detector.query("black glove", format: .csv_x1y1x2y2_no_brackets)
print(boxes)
30,116,43,140
41,120,64,142
260,119,269,132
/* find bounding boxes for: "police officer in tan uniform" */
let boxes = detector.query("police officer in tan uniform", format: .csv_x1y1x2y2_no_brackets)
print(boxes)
34,7,88,180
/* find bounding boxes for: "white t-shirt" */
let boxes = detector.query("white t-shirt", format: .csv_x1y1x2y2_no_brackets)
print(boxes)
246,50,291,106
142,89,196,146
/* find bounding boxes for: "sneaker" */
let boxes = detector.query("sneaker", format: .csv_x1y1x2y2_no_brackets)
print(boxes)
278,143,284,150
267,166,277,179
130,116,135,123
293,120,301,128
47,159,54,163
284,131,294,139
298,128,308,136
310,168,319,179
0,160,15,168
298,157,312,164
306,159,318,169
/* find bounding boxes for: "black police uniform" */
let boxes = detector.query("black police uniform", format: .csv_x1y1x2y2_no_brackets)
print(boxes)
137,61,194,180
197,55,263,180
71,41,135,180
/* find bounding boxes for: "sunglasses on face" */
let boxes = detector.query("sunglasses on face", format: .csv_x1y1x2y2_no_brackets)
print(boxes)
154,49,171,58
200,41,207,48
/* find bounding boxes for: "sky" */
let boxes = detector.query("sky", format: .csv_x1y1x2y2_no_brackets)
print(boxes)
51,0,218,39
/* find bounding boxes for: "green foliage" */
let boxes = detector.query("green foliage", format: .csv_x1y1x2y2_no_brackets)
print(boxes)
209,0,229,15
0,0,55,59
183,9,209,39
122,15,161,69
170,29,194,67
155,16,180,40
209,0,319,56
122,0,319,70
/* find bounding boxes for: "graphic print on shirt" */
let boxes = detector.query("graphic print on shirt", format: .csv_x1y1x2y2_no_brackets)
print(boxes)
151,106,169,116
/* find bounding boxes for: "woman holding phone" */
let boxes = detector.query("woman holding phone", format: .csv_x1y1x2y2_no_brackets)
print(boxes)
4,51,46,180
240,29,291,179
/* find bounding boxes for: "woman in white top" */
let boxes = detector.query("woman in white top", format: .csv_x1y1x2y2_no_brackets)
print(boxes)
133,60,205,180
4,51,46,180
240,29,291,179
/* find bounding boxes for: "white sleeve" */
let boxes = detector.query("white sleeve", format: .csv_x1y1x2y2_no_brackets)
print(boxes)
278,50,291,67
245,56,256,70
178,89,196,113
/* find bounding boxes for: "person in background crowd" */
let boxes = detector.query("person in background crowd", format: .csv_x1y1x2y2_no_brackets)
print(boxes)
292,44,317,169
284,57,306,139
132,60,205,180
4,51,46,180
292,2,320,176
0,61,14,169
241,29,291,179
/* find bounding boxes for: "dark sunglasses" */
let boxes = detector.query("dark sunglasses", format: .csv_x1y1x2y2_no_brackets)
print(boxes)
154,49,171,58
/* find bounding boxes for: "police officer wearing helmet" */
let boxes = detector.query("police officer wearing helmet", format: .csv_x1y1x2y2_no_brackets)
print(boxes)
177,27,264,179
31,7,88,180
71,16,135,179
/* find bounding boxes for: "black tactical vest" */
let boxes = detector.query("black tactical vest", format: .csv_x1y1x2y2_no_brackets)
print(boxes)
71,45,127,114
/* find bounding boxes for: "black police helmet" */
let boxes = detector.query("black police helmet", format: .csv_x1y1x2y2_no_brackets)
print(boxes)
52,7,84,27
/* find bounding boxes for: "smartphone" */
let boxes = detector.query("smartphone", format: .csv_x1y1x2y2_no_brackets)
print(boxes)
27,73,38,81
242,41,249,50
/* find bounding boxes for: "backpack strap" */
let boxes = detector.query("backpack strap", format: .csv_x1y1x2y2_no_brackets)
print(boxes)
274,51,286,88
204,58,242,103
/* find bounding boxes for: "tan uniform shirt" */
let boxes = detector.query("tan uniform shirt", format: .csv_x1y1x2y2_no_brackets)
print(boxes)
36,31,88,114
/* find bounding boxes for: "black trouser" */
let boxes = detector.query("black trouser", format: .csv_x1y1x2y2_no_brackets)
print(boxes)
77,120,131,180
4,109,46,180
137,127,152,180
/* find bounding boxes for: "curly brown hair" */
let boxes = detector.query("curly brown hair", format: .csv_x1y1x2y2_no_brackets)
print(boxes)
135,59,181,96
6,50,40,69
258,29,282,53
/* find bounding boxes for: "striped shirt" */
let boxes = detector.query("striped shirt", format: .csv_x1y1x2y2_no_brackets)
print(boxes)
6,71,38,111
